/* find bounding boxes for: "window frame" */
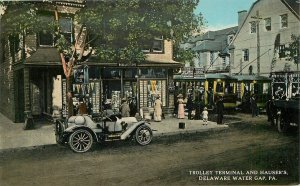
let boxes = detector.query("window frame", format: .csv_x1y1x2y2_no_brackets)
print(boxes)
59,16,73,44
243,49,249,62
280,14,288,28
250,21,256,33
227,34,234,45
38,14,55,47
278,44,286,58
142,36,164,54
264,17,271,31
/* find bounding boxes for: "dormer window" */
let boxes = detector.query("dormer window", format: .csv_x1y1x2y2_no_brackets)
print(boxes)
227,34,234,44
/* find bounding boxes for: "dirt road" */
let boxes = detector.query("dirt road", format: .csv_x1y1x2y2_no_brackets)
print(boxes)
0,114,298,185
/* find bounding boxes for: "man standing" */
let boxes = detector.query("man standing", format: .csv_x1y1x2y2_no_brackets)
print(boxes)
216,96,224,124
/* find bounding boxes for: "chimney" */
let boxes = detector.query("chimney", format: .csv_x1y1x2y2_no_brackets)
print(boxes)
238,10,248,30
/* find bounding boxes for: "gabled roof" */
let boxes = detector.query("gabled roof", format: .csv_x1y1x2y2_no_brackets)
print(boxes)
192,26,238,52
281,0,300,19
232,0,300,46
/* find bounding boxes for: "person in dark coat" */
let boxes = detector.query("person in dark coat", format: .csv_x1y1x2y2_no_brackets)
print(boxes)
216,96,224,124
194,96,204,120
250,95,257,117
186,94,194,120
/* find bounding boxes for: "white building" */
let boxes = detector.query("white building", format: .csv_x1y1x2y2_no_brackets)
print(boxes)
230,0,300,76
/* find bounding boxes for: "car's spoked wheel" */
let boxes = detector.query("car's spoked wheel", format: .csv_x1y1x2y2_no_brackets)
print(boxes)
277,114,288,133
135,125,153,146
69,129,93,153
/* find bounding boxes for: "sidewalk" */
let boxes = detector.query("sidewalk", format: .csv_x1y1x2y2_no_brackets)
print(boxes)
0,113,229,150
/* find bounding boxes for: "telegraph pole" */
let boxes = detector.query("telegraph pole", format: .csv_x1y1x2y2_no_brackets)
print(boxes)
251,11,262,76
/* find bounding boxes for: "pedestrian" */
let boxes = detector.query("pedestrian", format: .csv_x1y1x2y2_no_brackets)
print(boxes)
207,87,214,109
128,97,137,117
186,94,194,120
67,91,74,117
216,96,224,124
78,96,88,115
177,94,185,119
120,98,130,117
250,95,257,117
154,95,162,122
194,96,204,120
202,107,208,125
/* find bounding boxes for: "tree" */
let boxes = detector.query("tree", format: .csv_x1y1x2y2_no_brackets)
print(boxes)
1,0,204,118
285,34,300,67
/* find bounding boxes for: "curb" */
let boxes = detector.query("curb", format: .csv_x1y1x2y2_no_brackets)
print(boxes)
153,126,229,137
0,125,230,153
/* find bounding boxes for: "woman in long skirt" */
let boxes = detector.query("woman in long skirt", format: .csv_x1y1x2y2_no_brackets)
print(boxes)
154,95,162,121
177,94,185,119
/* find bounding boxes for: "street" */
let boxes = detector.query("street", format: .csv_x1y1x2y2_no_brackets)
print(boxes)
0,113,299,186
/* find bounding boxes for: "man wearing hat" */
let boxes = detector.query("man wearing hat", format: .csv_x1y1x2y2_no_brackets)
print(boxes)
177,94,185,119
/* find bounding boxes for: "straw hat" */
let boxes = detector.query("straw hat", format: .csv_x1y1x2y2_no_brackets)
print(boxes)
177,94,183,98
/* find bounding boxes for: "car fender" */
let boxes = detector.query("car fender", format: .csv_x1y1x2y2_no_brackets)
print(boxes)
120,121,150,140
65,125,99,142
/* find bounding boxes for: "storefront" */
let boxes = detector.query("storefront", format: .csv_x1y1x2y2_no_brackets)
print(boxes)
60,61,181,118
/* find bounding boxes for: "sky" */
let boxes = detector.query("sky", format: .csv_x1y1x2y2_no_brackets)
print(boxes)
195,0,257,31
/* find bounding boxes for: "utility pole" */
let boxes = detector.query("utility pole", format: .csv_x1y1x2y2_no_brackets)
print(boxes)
251,11,262,76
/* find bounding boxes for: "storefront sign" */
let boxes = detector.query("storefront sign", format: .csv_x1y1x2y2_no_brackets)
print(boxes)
181,67,205,78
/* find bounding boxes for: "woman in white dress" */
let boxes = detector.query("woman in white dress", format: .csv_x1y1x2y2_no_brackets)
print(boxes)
177,94,185,119
154,95,162,122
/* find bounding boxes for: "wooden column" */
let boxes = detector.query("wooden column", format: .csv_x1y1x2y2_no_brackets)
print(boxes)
24,67,31,112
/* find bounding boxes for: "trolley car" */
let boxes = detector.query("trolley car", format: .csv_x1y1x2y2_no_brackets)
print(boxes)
173,67,272,112
235,75,271,112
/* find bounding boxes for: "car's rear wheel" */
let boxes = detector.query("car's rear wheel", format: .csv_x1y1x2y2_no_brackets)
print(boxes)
135,125,153,146
69,129,93,153
277,114,288,133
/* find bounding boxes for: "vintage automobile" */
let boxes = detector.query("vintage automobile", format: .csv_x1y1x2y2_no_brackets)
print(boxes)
267,98,299,133
55,111,153,153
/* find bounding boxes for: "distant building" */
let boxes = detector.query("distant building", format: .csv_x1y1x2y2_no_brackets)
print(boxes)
230,0,300,76
180,26,238,74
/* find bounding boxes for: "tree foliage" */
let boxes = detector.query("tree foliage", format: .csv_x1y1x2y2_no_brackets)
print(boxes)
285,34,300,66
1,0,204,64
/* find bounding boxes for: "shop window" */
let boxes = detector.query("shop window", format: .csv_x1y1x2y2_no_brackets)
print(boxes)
264,17,271,31
243,49,249,61
280,14,288,28
59,17,73,44
38,15,54,46
140,68,166,78
216,82,223,93
139,80,166,108
103,68,121,78
250,21,256,33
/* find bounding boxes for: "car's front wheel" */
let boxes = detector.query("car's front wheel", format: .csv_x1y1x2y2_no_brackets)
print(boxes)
135,125,153,146
69,129,93,153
